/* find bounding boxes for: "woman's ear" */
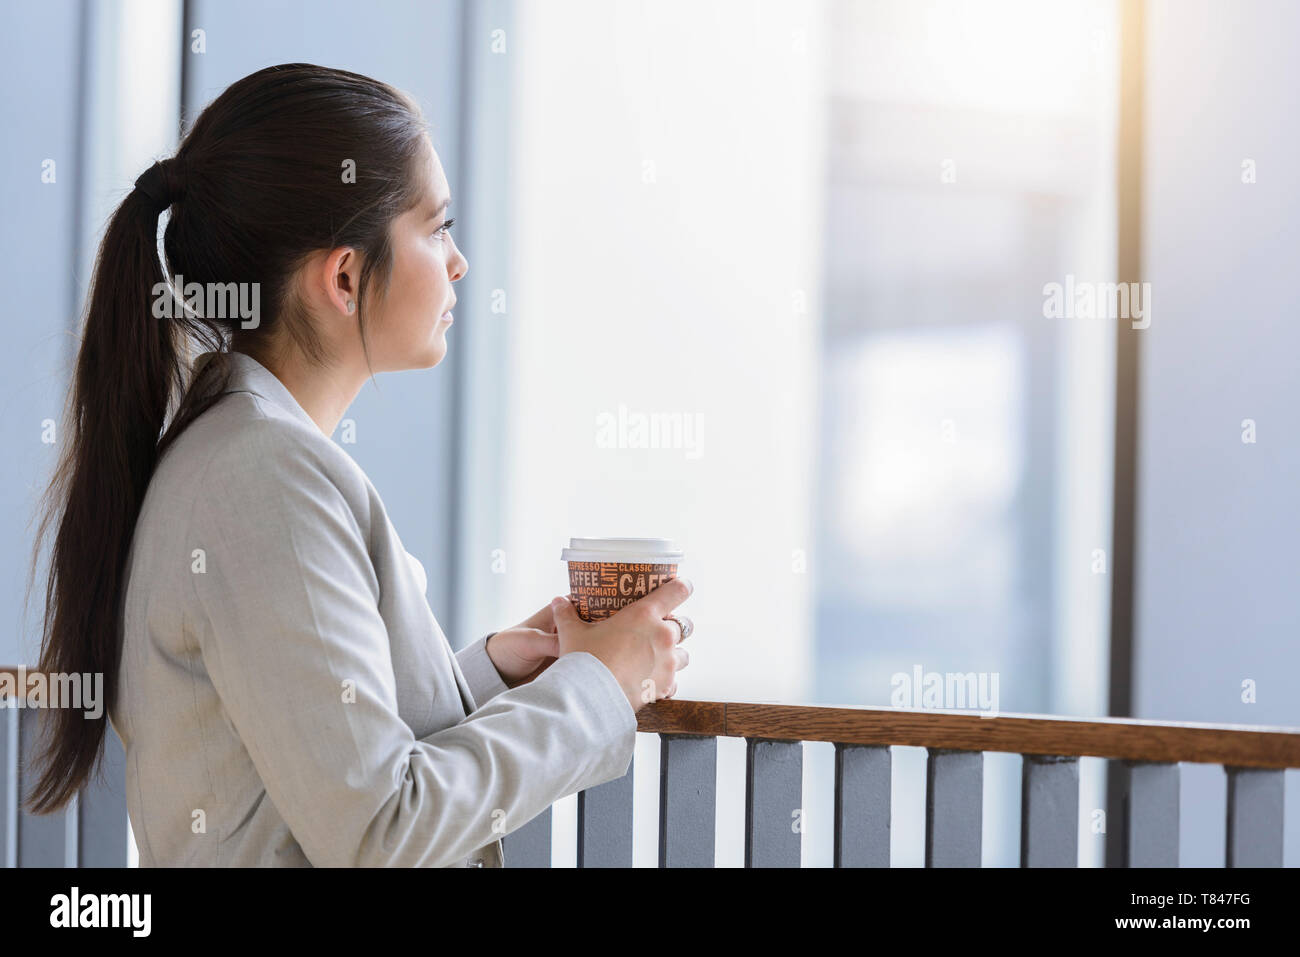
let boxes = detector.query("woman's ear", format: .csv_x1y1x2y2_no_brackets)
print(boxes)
318,245,359,316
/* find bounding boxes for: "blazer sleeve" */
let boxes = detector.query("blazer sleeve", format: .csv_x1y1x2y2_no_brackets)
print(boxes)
455,633,511,706
187,418,636,867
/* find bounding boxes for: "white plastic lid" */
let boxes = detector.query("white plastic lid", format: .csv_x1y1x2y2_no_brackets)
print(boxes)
560,537,684,564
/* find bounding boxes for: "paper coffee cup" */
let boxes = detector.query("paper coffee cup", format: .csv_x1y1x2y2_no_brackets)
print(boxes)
560,537,684,622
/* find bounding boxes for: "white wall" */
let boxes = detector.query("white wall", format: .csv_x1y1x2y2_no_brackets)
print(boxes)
506,0,827,865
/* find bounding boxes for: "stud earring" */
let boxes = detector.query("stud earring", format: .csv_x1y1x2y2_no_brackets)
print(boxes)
346,300,355,314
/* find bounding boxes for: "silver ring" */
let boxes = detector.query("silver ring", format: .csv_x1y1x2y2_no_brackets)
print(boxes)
665,614,693,642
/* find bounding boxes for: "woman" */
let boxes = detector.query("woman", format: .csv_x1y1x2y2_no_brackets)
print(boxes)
29,63,692,867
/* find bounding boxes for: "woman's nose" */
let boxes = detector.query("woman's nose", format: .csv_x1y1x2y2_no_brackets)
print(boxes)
450,247,468,282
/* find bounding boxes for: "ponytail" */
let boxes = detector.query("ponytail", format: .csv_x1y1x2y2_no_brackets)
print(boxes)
26,179,185,813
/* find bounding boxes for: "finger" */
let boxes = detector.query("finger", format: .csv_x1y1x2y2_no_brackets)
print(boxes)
673,646,689,670
663,681,678,699
516,603,557,633
518,628,560,657
549,596,585,632
667,615,693,643
629,576,693,618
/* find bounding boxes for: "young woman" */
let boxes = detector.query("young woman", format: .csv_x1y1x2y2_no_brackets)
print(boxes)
29,63,693,867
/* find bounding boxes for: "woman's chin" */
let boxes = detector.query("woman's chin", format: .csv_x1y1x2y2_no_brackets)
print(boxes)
393,326,449,371
419,338,448,368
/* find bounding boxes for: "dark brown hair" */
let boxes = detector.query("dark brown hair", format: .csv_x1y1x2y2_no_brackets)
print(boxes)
26,63,431,813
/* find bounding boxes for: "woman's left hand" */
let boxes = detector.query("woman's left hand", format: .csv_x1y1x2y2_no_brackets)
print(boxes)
484,602,562,688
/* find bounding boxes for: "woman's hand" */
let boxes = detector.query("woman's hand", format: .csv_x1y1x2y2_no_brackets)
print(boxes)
483,602,562,688
550,578,693,714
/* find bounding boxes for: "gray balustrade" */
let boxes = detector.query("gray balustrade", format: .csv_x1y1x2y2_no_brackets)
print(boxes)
0,704,130,868
18,709,73,866
744,738,803,867
77,720,129,867
501,806,552,867
1,702,16,867
925,747,983,867
1117,760,1179,867
833,743,890,867
1225,766,1283,868
658,734,716,868
576,767,633,867
1020,755,1079,867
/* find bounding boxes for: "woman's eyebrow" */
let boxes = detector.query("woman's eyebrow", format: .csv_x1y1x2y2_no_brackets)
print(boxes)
426,197,451,220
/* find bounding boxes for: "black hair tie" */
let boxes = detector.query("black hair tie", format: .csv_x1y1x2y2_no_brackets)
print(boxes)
134,158,186,210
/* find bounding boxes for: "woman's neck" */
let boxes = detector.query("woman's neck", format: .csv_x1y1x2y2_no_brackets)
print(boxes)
237,343,368,438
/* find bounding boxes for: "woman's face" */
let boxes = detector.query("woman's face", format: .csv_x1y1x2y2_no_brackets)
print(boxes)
367,138,468,371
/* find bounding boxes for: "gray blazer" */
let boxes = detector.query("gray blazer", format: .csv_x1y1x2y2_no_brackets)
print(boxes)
112,351,636,866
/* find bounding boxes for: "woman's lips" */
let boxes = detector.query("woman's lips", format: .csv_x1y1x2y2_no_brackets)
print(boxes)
441,310,453,323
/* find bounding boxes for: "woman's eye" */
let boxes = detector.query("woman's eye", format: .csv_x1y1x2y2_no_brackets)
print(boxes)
433,217,456,239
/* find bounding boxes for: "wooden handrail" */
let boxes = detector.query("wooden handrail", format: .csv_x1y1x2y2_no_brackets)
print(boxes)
8,665,1297,770
635,700,1300,770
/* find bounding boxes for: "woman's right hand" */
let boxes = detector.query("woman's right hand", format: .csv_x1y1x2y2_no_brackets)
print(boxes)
549,577,693,714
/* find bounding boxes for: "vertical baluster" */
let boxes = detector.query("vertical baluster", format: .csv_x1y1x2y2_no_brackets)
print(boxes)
1117,760,1179,867
925,748,982,867
576,767,633,867
659,734,716,867
1020,754,1078,867
833,744,890,867
501,806,552,868
1224,766,1283,868
1,700,16,867
744,738,802,867
18,709,73,866
77,721,129,866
